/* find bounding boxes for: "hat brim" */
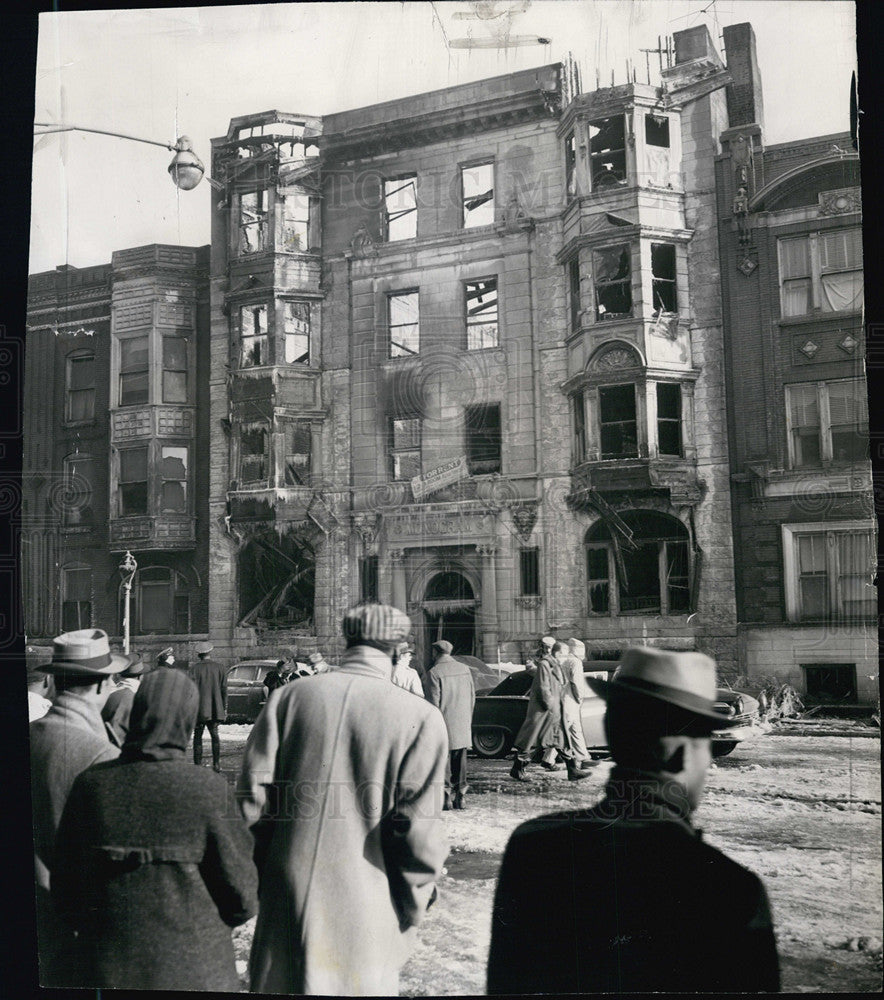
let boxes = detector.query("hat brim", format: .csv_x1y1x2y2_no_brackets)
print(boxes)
44,651,132,677
587,675,739,727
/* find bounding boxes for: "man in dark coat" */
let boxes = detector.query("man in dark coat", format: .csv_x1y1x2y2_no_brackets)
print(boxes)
101,652,145,749
52,668,257,991
29,629,133,986
189,641,227,771
488,647,781,994
424,639,476,810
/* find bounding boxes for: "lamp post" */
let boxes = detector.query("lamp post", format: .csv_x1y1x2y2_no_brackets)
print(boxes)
119,551,138,654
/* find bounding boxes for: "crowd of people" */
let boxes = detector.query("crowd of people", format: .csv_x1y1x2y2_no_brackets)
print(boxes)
27,609,780,994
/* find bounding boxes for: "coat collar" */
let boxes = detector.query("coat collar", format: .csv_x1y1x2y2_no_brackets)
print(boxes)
338,645,394,681
42,690,108,739
595,765,698,836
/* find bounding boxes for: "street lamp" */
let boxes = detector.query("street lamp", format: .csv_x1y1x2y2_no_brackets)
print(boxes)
119,551,138,654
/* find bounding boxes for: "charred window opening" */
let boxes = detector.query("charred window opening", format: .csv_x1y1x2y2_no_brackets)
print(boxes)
389,291,420,357
281,189,310,252
599,384,638,459
284,302,310,365
360,555,379,603
62,453,95,527
240,304,268,368
594,245,632,319
136,567,190,635
162,336,188,403
645,115,670,148
61,566,92,632
572,392,586,463
656,383,682,456
66,353,95,422
586,512,692,616
119,446,148,516
569,259,582,330
801,663,857,704
462,162,494,228
651,243,678,313
160,447,188,513
391,417,421,480
565,132,577,198
239,189,268,254
465,279,498,350
119,336,149,406
284,422,312,486
589,116,626,189
238,532,315,629
466,403,502,474
519,547,540,596
240,425,268,484
384,176,417,241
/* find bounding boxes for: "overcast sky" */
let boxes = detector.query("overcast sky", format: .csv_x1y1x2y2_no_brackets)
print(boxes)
28,0,857,274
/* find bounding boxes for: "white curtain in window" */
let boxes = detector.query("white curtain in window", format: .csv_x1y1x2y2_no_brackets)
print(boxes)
820,271,863,312
779,238,810,278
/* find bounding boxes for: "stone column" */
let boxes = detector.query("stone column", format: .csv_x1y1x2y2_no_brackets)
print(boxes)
478,544,499,662
389,549,407,611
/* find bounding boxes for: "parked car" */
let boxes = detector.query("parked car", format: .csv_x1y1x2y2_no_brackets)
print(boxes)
471,668,761,759
225,659,278,723
453,654,520,694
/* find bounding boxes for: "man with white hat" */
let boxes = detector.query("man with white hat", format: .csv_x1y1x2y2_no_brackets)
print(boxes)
189,641,228,772
488,646,780,994
238,603,449,996
29,628,134,985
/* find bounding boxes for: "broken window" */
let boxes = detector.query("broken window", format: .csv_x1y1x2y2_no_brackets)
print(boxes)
465,278,498,349
119,336,149,406
239,189,268,254
644,114,671,186
281,189,310,252
519,547,540,596
134,567,190,635
656,383,682,456
390,417,421,480
119,446,149,516
240,425,268,484
160,446,188,513
384,175,418,241
240,304,269,367
360,555,379,603
283,301,310,364
585,511,692,616
61,565,92,631
569,259,582,330
462,162,494,228
62,453,95,527
645,115,670,148
787,525,876,621
572,392,586,463
651,243,677,313
801,663,857,704
565,132,577,198
786,378,869,467
65,352,95,422
389,291,420,357
162,336,188,403
238,531,315,629
588,116,626,189
599,384,638,459
465,403,502,474
593,244,632,319
778,228,863,317
284,422,312,485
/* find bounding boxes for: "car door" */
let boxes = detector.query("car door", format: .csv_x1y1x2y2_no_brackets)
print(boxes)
226,664,258,717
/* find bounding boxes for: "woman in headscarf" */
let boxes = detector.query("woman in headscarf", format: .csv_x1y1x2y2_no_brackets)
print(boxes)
52,668,258,991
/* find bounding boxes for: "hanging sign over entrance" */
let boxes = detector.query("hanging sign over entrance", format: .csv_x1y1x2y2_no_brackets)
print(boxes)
411,455,469,501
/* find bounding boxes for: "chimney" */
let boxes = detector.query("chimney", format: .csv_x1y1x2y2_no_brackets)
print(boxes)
722,23,764,130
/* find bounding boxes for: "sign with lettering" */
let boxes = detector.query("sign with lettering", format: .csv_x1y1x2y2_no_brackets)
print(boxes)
410,455,468,501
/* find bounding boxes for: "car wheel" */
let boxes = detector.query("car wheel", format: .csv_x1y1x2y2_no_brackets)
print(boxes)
712,740,738,758
472,728,512,759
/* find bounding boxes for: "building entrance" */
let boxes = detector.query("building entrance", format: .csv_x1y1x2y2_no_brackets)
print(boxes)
420,571,476,670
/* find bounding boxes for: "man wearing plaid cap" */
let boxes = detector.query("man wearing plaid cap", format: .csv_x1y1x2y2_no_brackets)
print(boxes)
238,603,449,996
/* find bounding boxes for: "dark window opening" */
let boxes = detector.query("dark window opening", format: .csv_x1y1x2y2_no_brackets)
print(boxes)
645,115,670,148
565,132,577,197
466,403,502,474
520,548,540,596
360,555,379,603
569,259,582,330
240,426,268,484
62,567,91,632
589,116,626,189
465,279,498,350
63,454,95,526
240,304,268,368
462,162,494,228
238,531,315,629
572,392,586,463
66,354,95,422
586,547,610,613
384,176,417,241
119,336,149,406
284,302,310,365
651,243,677,313
389,291,420,357
802,663,857,704
119,446,148,516
594,245,632,319
284,422,312,485
132,567,190,635
391,417,421,481
160,447,188,513
162,336,188,403
599,384,638,459
656,383,682,456
239,189,268,254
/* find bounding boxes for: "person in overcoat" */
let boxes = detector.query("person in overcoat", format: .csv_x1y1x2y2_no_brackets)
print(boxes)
488,647,781,994
391,642,424,696
424,639,476,809
237,603,449,997
101,652,145,749
51,667,258,991
189,640,228,771
30,629,133,986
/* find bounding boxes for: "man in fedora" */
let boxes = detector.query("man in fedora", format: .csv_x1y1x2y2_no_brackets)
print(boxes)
101,650,145,748
488,646,780,994
30,628,134,985
424,639,475,810
189,641,227,772
238,603,448,996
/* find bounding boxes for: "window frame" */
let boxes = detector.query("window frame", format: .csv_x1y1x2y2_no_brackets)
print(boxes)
388,290,420,358
239,302,270,368
360,555,379,603
593,243,633,320
117,445,150,517
656,382,683,457
785,377,869,469
239,423,270,486
62,452,96,528
159,445,189,514
465,402,502,475
519,547,541,597
565,131,578,198
283,420,313,486
588,115,627,190
569,258,582,331
118,333,150,407
461,161,495,229
282,300,311,366
650,242,678,314
777,227,863,318
64,351,96,423
161,334,189,404
390,416,422,482
238,188,270,255
130,566,190,636
464,277,499,350
383,174,418,242
598,383,639,460
61,564,92,632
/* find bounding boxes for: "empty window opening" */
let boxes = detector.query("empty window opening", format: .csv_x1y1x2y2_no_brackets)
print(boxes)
520,547,540,596
565,132,577,197
240,425,268,484
462,163,494,228
62,566,92,632
645,115,670,148
391,417,421,480
239,189,268,254
569,259,582,330
66,353,95,422
656,383,682,456
137,567,190,635
284,301,310,364
281,189,310,252
238,531,315,629
466,403,502,475
651,243,677,313
465,279,498,349
384,176,418,241
360,555,379,603
162,336,188,403
599,384,638,459
119,336,149,406
160,447,188,513
240,304,269,367
389,291,420,357
588,116,626,189
594,245,632,319
284,422,312,485
802,663,857,704
572,392,586,464
118,447,148,516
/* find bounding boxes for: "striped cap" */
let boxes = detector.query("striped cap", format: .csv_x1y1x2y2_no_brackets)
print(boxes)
342,604,412,643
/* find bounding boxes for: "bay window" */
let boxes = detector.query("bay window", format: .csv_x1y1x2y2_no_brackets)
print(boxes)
119,336,149,406
162,336,188,403
283,301,311,364
239,189,268,254
118,447,149,516
593,244,632,319
240,304,269,368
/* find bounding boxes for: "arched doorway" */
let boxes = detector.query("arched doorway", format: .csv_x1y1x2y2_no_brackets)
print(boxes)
421,571,476,670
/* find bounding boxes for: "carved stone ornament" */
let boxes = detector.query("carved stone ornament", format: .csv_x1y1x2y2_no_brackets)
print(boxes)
799,340,819,359
838,334,859,354
592,346,640,372
515,596,543,610
352,513,379,548
738,256,757,276
349,224,377,258
818,188,861,216
388,548,405,564
477,544,497,559
510,502,540,541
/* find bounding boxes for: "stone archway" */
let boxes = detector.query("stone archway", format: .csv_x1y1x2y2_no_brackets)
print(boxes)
419,571,477,671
